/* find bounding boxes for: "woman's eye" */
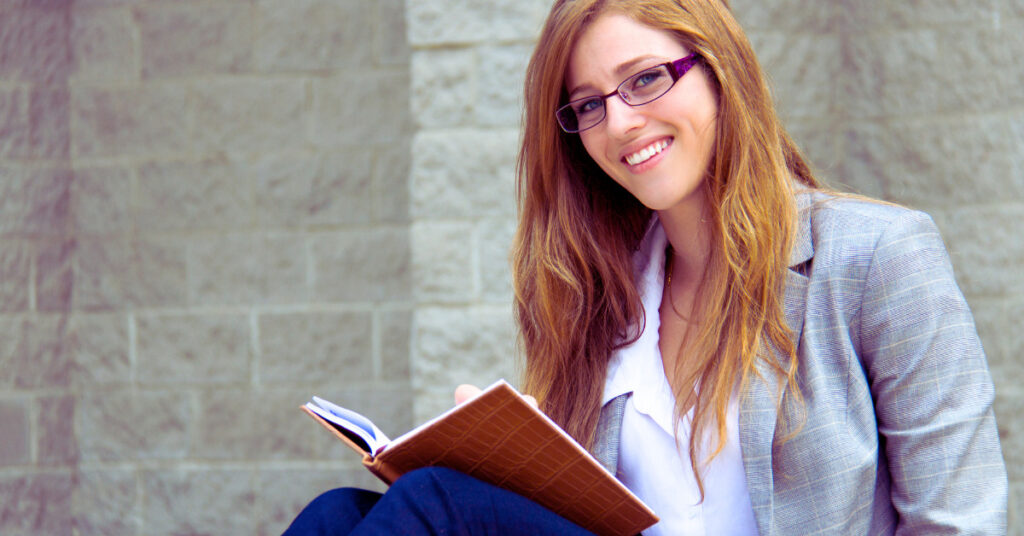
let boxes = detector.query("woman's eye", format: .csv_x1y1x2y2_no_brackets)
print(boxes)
632,70,664,89
574,98,603,115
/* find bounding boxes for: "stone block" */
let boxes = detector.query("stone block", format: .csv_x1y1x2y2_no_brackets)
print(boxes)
413,306,516,421
0,166,71,236
870,117,1019,208
407,0,546,46
838,122,894,200
372,139,411,223
410,129,518,219
843,26,1018,119
255,0,372,72
74,236,187,309
135,2,253,78
0,240,30,312
0,6,71,84
193,387,317,460
747,31,839,122
0,399,29,465
842,0,999,30
476,44,531,127
78,390,190,461
1012,0,1024,17
37,395,77,465
70,6,138,82
411,48,475,128
374,0,409,66
0,87,25,159
36,238,74,312
136,157,253,232
0,315,72,389
142,468,255,536
258,468,384,536
24,87,70,159
730,0,836,33
259,311,373,384
192,79,306,154
189,233,308,306
379,309,412,381
478,218,515,302
785,121,842,185
136,313,250,384
71,84,190,158
67,0,135,6
72,165,132,235
972,298,1024,393
72,469,138,536
0,473,73,536
930,205,1024,299
252,151,373,229
72,313,130,385
311,68,411,147
412,221,475,303
0,87,68,160
310,228,410,302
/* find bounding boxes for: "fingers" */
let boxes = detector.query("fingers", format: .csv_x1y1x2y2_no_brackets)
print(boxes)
523,394,538,409
454,384,482,406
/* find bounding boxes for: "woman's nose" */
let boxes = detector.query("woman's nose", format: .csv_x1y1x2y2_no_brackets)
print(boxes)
601,95,645,136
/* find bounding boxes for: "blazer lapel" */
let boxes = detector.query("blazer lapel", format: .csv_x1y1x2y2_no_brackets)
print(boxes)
593,393,629,475
740,190,813,535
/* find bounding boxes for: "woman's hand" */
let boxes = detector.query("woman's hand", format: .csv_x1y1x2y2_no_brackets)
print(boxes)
454,384,538,408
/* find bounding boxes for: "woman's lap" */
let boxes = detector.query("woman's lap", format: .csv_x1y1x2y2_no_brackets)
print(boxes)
283,467,597,536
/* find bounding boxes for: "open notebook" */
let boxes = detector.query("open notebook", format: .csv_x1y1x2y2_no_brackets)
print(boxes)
303,379,658,536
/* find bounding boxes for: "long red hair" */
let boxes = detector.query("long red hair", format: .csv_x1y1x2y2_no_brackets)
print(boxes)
513,0,818,495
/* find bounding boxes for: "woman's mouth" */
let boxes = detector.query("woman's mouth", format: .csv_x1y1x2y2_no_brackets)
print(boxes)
624,139,670,166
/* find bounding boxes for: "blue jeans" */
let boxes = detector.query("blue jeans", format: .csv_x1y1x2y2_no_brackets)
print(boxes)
282,467,598,535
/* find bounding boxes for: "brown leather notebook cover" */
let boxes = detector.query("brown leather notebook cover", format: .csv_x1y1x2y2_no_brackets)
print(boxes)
303,380,658,536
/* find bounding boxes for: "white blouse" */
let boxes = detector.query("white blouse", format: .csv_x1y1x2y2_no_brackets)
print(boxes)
602,217,759,536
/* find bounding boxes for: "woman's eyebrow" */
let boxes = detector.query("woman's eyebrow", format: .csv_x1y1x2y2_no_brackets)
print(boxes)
613,55,664,77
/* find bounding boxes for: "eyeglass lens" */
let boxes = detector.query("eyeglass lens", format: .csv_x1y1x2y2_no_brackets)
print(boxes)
558,64,674,133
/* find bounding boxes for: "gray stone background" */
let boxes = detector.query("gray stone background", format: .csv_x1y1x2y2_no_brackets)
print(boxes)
0,0,1019,534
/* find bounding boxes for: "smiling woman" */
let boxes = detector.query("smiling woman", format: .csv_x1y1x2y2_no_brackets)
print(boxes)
282,1,1008,534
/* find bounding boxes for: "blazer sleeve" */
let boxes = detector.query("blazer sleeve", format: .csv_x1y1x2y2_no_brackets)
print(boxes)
857,210,1007,534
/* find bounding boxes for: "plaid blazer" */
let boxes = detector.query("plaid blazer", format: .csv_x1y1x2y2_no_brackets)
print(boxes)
592,191,1007,535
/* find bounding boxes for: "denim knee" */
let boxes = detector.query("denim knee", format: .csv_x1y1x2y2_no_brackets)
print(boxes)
283,487,381,536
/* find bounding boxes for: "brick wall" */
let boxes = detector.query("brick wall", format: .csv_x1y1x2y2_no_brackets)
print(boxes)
406,0,550,421
0,1,411,534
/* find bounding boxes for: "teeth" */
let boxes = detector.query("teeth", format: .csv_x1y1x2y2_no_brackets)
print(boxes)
625,140,669,166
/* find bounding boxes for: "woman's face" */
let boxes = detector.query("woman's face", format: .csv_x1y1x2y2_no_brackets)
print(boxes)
565,13,718,215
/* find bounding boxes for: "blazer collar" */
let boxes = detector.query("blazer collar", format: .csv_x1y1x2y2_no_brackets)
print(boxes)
788,187,815,268
739,187,813,535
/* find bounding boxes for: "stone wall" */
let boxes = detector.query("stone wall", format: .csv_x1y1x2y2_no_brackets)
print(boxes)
0,1,411,534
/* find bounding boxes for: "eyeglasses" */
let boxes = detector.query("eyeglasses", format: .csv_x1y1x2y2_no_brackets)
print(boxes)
556,53,703,133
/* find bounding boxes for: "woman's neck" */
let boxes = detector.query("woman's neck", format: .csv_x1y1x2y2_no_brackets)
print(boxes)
657,197,712,288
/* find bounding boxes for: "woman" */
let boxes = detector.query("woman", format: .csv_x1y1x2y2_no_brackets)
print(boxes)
514,0,1007,533
285,0,1006,534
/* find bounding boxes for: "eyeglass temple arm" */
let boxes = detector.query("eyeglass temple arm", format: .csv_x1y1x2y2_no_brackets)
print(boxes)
669,53,702,80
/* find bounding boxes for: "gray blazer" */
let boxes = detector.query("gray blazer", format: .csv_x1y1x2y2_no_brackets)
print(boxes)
592,191,1007,535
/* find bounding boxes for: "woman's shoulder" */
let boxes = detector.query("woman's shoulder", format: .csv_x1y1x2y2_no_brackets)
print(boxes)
795,188,948,274
799,189,940,245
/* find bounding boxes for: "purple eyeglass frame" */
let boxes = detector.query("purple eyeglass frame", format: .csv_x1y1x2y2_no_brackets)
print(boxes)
556,52,703,133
